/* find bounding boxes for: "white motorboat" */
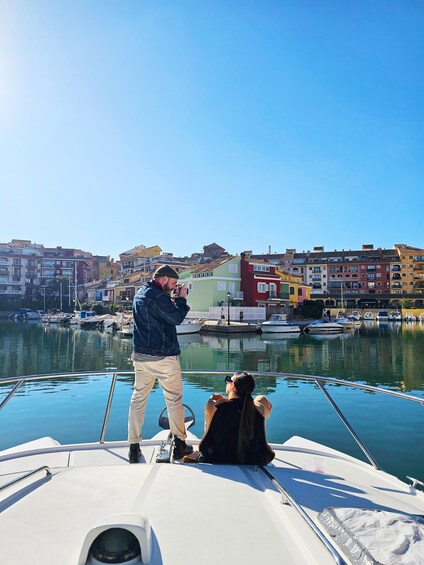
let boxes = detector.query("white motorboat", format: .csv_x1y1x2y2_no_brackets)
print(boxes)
363,312,375,321
176,319,203,334
260,314,301,334
9,308,42,321
304,319,345,334
1,370,424,565
389,311,402,322
40,312,71,324
404,313,417,322
376,311,389,322
336,316,361,330
334,315,356,331
350,311,362,321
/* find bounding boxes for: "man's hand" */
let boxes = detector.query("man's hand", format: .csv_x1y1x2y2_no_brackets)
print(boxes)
175,284,188,299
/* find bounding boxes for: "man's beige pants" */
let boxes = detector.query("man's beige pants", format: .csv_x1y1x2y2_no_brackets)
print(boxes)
128,356,187,444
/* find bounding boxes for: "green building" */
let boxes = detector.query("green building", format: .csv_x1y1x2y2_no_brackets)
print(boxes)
180,256,241,312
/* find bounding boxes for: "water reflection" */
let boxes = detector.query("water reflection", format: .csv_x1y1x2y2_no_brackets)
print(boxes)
1,321,424,393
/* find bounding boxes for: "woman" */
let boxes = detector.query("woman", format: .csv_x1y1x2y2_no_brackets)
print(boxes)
183,372,275,465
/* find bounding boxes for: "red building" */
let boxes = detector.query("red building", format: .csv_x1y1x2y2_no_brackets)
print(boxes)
240,252,285,307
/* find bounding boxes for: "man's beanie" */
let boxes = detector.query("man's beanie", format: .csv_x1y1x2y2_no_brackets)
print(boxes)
153,265,179,279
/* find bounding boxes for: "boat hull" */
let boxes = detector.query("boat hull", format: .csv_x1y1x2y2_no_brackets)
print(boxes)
260,324,301,333
176,321,203,334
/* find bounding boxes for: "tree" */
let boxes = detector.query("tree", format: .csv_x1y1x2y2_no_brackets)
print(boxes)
91,303,104,315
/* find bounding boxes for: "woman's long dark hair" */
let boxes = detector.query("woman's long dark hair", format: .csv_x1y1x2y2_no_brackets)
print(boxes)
233,372,256,463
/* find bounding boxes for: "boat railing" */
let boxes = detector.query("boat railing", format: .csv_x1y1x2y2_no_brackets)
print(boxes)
1,370,423,472
259,464,346,565
0,465,51,493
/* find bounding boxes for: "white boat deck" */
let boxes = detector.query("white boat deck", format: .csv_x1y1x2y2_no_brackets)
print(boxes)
1,433,423,565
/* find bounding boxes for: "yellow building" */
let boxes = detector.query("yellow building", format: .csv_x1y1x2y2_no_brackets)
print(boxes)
394,244,424,295
119,245,162,274
276,269,311,305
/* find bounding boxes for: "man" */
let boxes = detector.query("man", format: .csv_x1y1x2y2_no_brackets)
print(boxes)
128,264,193,463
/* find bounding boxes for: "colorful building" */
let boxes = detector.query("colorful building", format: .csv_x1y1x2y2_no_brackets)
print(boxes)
240,252,287,307
179,256,241,312
276,270,310,305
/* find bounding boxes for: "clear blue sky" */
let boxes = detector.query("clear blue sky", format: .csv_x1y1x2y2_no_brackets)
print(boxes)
1,1,423,260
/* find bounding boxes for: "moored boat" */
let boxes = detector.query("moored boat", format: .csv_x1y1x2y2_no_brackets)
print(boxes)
388,310,402,322
376,310,389,322
350,311,362,321
304,319,345,334
9,308,42,321
176,319,203,334
1,370,423,565
259,314,301,334
117,323,133,338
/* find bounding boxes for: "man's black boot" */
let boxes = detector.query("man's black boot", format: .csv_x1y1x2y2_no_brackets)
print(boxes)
128,443,141,464
173,437,193,460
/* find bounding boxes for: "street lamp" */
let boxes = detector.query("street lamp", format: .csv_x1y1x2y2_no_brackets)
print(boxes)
227,292,231,325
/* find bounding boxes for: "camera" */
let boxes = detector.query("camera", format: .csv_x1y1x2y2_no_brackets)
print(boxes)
173,284,188,297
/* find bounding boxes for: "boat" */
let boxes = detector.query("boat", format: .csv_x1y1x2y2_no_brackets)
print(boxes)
117,323,133,338
335,317,357,331
388,310,402,322
9,308,42,321
334,313,356,331
304,319,345,334
259,314,301,334
363,312,375,321
376,311,389,322
404,313,417,322
40,312,71,324
1,370,424,565
176,319,203,334
350,311,362,321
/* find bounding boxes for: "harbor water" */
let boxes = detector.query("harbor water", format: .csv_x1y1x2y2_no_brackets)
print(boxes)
0,319,423,482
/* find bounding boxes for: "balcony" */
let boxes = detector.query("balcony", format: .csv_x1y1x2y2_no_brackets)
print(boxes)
0,289,22,295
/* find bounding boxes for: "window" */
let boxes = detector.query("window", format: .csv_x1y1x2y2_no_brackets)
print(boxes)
257,283,267,293
290,286,295,295
229,263,238,273
298,288,303,296
217,281,226,291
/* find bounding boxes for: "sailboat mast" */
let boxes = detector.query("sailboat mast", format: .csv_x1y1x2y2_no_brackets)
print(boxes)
74,261,78,310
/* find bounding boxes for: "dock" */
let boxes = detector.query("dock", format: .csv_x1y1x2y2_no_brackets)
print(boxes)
201,320,258,334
